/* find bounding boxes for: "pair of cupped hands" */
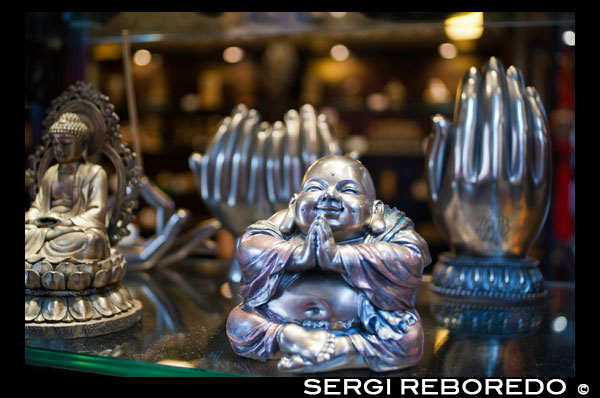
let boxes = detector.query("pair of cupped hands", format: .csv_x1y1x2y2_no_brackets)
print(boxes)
30,216,82,239
287,215,342,273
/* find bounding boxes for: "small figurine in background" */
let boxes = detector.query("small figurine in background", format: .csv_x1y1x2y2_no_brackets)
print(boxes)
226,155,430,372
26,112,110,263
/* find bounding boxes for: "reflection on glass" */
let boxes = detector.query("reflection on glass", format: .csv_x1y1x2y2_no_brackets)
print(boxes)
430,293,547,337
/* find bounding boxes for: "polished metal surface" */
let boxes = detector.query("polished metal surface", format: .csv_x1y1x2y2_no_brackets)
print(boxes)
226,155,430,372
425,57,551,258
25,265,575,377
189,103,341,238
425,57,551,301
117,176,222,271
429,252,546,301
25,82,142,336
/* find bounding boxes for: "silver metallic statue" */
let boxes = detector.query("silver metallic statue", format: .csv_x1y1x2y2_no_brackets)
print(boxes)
190,103,341,238
425,57,551,301
25,82,142,338
117,176,221,271
226,155,431,372
189,103,341,283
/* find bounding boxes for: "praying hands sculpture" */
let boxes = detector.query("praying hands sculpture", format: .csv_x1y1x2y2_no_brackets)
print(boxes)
425,57,551,301
226,155,431,372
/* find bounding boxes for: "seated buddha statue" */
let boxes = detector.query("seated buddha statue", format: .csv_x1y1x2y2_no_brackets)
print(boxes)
25,112,110,265
226,155,431,372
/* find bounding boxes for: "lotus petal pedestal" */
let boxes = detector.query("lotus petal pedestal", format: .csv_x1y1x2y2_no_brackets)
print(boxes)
25,250,141,339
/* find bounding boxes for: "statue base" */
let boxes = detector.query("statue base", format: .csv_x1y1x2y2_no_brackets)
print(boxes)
25,252,143,338
25,294,142,339
429,291,546,337
430,252,546,302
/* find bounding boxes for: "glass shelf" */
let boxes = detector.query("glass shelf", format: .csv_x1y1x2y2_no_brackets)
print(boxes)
25,258,575,377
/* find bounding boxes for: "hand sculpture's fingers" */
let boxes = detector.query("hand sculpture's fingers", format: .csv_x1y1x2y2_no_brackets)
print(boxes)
266,120,285,206
298,104,319,171
218,105,250,204
317,113,341,159
200,116,231,202
505,65,529,183
426,114,452,203
211,105,247,203
229,108,260,206
247,121,271,208
479,57,508,181
452,66,480,183
283,110,302,202
525,86,551,186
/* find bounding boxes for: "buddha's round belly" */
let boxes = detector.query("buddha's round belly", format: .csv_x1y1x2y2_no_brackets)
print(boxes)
267,271,359,326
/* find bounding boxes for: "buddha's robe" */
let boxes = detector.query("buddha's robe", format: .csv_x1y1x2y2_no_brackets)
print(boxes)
226,206,431,371
25,162,109,264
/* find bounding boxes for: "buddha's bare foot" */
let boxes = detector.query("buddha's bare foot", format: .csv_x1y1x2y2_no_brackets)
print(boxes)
277,354,314,371
278,350,367,373
278,324,336,364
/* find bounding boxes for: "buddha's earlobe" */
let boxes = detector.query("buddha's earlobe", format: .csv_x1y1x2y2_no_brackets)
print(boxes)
368,200,385,235
279,194,298,235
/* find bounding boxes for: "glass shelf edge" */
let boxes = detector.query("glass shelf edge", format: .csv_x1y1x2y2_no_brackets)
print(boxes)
25,346,244,377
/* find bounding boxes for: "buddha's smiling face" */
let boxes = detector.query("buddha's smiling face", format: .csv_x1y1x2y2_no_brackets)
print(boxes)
294,156,377,242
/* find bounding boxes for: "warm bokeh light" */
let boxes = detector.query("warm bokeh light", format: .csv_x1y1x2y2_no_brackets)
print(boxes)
330,44,350,61
149,53,163,69
438,42,458,59
562,30,575,46
133,49,152,66
180,94,200,112
444,12,484,41
223,46,245,63
329,12,347,19
92,44,122,61
366,92,390,111
424,77,451,104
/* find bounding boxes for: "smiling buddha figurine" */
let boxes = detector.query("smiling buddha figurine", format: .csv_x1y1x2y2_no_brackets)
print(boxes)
226,155,431,372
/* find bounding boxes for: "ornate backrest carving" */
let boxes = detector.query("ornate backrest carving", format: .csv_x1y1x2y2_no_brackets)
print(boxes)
25,81,141,245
